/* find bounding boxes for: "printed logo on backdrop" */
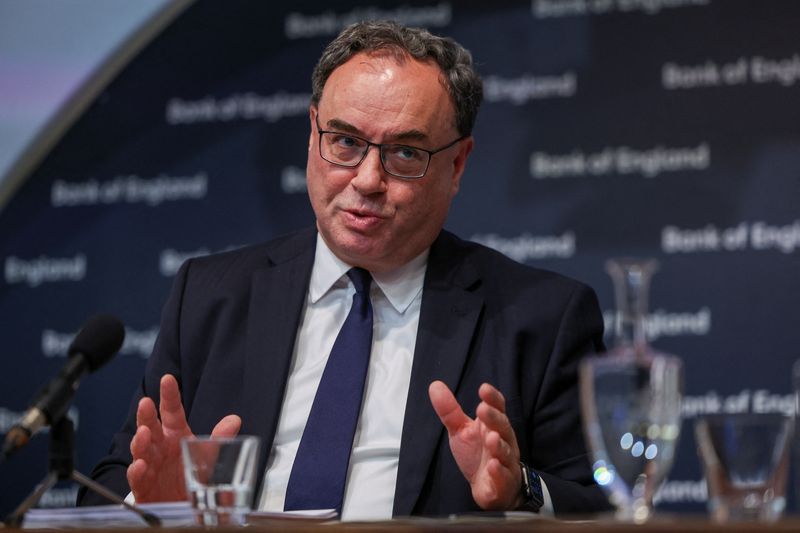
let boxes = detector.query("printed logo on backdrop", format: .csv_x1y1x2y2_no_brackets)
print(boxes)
484,72,577,105
159,245,244,277
662,220,800,254
166,93,310,125
281,166,307,194
603,307,711,342
285,3,451,39
663,54,800,90
654,479,707,505
683,389,795,418
532,0,709,19
38,487,80,509
159,248,210,277
42,327,158,359
531,143,710,179
4,255,86,288
470,232,575,263
51,173,207,207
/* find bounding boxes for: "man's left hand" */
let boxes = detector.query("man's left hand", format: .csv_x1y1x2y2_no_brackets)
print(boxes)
428,380,523,510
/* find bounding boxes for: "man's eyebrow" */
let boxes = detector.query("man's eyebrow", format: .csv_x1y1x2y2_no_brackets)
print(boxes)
326,118,429,143
326,118,361,135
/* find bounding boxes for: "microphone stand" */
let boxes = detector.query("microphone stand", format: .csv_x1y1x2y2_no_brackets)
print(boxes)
4,417,160,528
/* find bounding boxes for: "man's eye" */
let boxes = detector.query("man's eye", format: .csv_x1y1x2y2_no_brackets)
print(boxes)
390,146,423,161
331,134,360,148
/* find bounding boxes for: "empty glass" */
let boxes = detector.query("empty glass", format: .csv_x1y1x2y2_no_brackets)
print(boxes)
695,414,793,522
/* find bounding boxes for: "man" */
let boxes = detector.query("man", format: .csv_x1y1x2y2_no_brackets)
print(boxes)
79,20,609,519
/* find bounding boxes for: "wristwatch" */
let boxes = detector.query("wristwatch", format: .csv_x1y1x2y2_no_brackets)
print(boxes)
519,461,544,512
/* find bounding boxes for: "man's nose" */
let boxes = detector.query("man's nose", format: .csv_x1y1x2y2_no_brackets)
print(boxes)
351,146,387,194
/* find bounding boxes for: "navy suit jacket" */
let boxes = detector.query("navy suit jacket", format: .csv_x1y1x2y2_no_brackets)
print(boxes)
79,228,610,516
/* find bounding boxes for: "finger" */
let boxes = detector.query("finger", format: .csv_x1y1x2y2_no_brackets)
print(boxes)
486,457,506,480
127,458,150,499
485,430,516,470
428,380,471,434
473,457,514,510
486,458,515,491
476,402,519,457
476,401,510,433
478,382,506,412
485,457,520,509
211,415,242,438
158,374,191,433
130,424,154,462
136,396,162,442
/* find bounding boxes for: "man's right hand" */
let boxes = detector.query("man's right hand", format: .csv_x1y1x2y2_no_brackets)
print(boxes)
127,374,242,502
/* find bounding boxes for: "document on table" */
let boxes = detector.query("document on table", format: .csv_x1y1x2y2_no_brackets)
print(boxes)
21,503,339,528
21,501,195,528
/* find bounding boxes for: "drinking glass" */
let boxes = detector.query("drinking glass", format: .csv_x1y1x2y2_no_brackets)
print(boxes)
181,435,261,526
695,413,793,522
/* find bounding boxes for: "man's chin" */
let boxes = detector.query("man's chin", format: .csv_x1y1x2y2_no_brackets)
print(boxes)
325,231,385,265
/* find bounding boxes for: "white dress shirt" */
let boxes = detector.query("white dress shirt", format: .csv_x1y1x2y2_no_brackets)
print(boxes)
257,234,427,520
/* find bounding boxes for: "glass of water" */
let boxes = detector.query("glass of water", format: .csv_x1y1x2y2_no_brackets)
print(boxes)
181,435,261,526
580,353,683,522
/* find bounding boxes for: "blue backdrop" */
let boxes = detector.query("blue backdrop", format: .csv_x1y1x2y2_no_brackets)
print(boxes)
1,0,799,516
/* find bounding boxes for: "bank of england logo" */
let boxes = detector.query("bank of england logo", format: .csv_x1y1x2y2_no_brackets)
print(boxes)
4,255,87,287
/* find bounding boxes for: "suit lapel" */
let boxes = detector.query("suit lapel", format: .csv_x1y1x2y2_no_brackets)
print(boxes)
393,231,483,516
241,229,316,496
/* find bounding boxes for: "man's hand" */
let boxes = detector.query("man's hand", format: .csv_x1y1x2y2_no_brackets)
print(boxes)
428,380,522,510
127,374,242,502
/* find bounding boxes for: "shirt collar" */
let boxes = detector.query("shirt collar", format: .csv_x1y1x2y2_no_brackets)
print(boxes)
309,233,428,314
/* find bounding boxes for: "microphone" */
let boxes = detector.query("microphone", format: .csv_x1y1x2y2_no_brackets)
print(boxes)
3,314,124,459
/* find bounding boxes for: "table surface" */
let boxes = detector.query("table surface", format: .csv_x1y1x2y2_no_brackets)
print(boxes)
18,516,800,532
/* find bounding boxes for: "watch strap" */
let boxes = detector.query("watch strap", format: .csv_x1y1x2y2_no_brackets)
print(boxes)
519,461,544,512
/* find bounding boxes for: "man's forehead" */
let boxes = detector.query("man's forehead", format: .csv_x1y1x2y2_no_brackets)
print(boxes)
318,52,456,134
323,51,447,95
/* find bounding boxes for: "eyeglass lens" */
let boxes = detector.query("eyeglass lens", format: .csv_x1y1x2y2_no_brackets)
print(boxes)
321,132,429,178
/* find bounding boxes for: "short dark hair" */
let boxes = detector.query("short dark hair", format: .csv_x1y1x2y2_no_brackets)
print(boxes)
311,20,483,136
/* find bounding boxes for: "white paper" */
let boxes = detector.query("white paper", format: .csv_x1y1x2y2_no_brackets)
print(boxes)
21,501,195,529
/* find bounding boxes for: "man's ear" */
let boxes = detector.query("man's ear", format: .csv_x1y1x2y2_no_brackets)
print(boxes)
308,106,317,151
450,136,474,196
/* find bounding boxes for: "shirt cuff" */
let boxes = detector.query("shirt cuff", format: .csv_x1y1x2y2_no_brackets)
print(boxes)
539,475,554,515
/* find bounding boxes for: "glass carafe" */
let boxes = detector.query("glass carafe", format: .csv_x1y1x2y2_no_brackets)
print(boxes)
580,258,683,522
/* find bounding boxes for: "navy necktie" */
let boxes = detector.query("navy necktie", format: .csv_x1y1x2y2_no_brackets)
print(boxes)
284,267,373,514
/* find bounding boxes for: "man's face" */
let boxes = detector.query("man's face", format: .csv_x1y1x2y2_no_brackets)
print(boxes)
306,52,473,273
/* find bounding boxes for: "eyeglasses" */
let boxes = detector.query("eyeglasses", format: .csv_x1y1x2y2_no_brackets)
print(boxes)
315,116,466,179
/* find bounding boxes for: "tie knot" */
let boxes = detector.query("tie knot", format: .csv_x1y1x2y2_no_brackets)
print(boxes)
347,267,372,294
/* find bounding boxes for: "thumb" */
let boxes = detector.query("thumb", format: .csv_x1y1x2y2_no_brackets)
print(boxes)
429,380,471,435
210,415,242,438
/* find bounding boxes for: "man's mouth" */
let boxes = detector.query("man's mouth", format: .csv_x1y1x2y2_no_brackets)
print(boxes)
342,208,387,230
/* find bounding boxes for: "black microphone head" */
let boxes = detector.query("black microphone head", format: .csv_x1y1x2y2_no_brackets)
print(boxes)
68,314,125,372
